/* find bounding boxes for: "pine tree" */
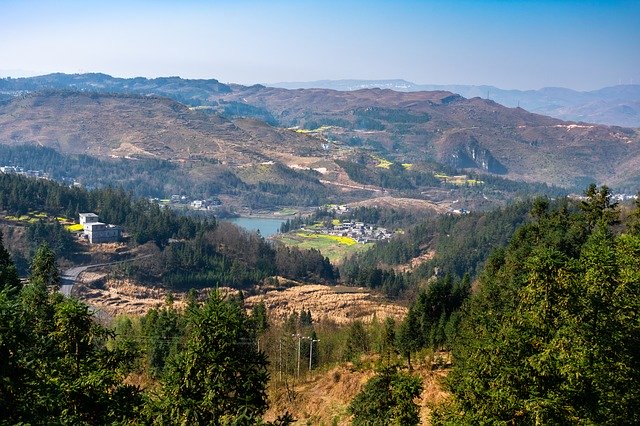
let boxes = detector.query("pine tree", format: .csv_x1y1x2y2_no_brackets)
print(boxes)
0,230,20,292
435,187,640,424
30,242,60,291
396,307,421,370
349,365,422,426
149,292,269,423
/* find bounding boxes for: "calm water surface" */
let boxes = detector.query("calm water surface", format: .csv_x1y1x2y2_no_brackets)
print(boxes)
227,217,286,237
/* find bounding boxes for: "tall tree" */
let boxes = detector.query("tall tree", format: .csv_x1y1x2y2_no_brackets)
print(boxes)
396,307,421,370
30,242,60,291
148,292,269,424
0,230,20,292
349,365,423,426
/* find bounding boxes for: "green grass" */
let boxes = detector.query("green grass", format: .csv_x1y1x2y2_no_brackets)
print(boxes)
278,208,299,216
275,231,374,264
375,157,393,169
372,155,412,170
293,125,334,134
435,173,484,186
4,212,74,225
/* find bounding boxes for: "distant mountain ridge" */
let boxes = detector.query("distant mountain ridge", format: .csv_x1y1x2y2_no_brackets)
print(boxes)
1,73,640,192
271,79,640,128
0,73,231,106
3,73,637,127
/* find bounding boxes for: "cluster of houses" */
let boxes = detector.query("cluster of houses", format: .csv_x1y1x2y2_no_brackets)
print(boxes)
303,221,394,244
0,165,50,180
1,164,84,188
161,195,222,211
328,204,350,215
78,213,121,244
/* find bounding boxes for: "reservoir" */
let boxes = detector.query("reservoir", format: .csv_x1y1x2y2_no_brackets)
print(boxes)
226,217,287,238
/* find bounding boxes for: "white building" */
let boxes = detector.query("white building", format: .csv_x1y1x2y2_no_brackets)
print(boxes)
79,213,99,225
79,213,121,244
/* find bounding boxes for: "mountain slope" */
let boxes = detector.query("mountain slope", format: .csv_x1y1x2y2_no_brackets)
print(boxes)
0,91,325,164
219,86,640,189
0,73,231,106
1,74,639,191
271,79,640,128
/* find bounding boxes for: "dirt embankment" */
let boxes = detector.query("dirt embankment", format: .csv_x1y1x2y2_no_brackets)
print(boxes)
265,358,450,425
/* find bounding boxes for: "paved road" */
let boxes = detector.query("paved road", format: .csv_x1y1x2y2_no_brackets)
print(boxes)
60,255,152,297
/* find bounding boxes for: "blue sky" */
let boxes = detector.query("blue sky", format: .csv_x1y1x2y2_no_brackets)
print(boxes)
1,0,638,90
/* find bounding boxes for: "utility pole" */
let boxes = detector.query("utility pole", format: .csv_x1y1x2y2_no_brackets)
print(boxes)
293,334,302,379
279,338,282,381
297,335,302,378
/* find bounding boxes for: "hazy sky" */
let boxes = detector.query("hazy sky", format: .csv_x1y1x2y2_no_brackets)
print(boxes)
1,0,639,90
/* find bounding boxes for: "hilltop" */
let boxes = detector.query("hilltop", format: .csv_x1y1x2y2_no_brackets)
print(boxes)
0,91,323,164
272,79,640,128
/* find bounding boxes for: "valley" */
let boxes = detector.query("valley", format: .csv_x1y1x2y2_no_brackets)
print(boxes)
1,73,639,425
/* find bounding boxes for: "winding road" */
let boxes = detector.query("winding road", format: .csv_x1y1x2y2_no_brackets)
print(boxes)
60,255,153,297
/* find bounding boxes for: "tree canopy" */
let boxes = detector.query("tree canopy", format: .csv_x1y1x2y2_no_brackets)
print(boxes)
434,189,640,424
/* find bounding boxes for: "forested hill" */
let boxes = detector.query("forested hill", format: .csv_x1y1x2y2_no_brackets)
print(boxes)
430,186,640,424
0,173,336,287
348,186,640,424
339,200,536,298
0,238,291,424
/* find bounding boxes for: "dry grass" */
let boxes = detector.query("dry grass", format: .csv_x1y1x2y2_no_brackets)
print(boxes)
76,274,176,316
264,360,450,425
245,284,407,325
74,272,406,325
394,250,436,273
265,364,373,425
346,196,451,213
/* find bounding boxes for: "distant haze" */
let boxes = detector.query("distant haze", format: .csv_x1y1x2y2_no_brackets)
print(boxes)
1,1,639,91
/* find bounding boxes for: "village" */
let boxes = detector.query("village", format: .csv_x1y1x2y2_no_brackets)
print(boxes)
0,165,51,180
0,164,83,188
300,220,394,244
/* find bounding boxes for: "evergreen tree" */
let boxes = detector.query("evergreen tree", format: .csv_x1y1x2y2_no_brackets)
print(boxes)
148,292,269,423
251,301,270,335
30,242,60,291
434,186,640,425
349,365,422,426
380,317,396,361
630,192,640,235
396,307,421,370
344,320,369,362
141,305,182,378
0,230,20,292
